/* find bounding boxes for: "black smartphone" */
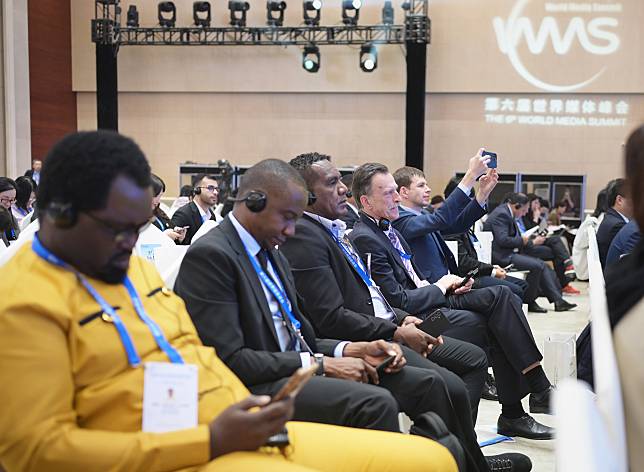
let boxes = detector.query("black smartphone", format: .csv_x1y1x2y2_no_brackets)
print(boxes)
265,427,290,448
482,150,497,168
376,355,396,377
457,267,479,288
417,309,452,338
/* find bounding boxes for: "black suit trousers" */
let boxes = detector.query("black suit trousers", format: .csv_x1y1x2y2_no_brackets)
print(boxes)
250,375,400,432
445,285,543,405
474,275,528,301
510,253,562,303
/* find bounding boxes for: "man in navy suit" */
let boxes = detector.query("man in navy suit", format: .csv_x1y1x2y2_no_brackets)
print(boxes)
349,160,554,441
606,220,641,266
597,178,633,268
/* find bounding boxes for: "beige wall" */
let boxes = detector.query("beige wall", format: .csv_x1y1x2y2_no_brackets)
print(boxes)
72,0,644,210
0,4,5,176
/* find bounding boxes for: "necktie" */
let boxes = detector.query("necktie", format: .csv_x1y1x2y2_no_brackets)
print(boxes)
256,249,299,351
387,230,428,288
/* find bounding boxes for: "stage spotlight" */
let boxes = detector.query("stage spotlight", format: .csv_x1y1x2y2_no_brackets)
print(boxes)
267,1,287,27
229,1,250,27
303,1,322,26
342,0,361,26
382,1,394,24
302,46,320,72
126,5,139,27
193,2,211,27
158,2,176,27
360,43,377,72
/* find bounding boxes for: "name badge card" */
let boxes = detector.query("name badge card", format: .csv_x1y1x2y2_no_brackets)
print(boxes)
142,362,198,433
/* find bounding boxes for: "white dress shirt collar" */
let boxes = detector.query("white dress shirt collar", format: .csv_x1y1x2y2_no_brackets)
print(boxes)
304,211,347,239
229,212,261,257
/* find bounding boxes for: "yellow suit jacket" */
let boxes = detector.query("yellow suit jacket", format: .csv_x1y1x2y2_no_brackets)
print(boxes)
0,244,249,471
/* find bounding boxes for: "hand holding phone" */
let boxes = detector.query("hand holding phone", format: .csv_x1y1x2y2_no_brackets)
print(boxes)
417,309,452,338
270,364,318,404
482,150,498,169
503,263,514,271
456,268,479,289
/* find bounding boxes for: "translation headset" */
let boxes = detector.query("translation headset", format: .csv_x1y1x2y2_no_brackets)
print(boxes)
359,210,390,232
228,190,317,213
193,186,201,195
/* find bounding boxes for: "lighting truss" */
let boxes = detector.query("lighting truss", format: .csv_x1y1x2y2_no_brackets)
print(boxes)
92,0,429,48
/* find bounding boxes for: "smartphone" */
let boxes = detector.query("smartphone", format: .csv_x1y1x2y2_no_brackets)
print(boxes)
417,309,452,338
376,355,396,377
503,263,514,271
482,150,497,168
456,268,479,288
270,364,318,404
265,427,290,448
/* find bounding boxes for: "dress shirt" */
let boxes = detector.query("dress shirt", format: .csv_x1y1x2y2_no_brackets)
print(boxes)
195,201,212,223
303,211,395,322
230,213,347,362
616,210,630,223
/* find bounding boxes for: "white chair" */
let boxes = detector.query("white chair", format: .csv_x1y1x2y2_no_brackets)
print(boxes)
134,224,175,262
18,219,39,241
445,240,459,267
159,202,172,217
473,231,493,265
191,219,219,244
168,197,190,218
554,226,628,472
153,245,189,290
0,228,36,268
19,212,34,231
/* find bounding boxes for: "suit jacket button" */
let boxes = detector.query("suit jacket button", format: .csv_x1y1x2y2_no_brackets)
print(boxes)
366,300,372,305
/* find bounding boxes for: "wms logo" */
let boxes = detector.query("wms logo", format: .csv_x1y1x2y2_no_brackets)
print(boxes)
493,0,622,92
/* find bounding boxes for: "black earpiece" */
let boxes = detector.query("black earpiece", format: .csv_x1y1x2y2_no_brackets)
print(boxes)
193,186,201,195
48,201,77,228
228,190,268,213
378,218,391,232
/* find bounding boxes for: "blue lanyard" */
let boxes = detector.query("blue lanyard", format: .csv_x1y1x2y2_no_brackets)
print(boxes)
326,229,373,287
245,248,301,332
32,235,184,367
397,249,412,261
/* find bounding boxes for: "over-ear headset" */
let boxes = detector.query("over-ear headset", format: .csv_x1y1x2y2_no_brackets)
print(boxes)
378,218,391,232
228,190,317,213
193,186,201,195
48,201,77,228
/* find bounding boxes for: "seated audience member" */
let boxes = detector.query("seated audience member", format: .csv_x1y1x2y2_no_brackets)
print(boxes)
0,207,12,247
441,177,528,301
484,192,576,313
547,201,567,226
609,124,644,469
282,153,530,472
348,162,554,441
606,220,641,266
24,158,42,187
11,176,35,225
0,177,20,243
339,173,360,229
169,184,194,215
0,130,457,472
572,187,609,280
151,174,186,243
175,160,405,432
597,178,633,268
519,194,578,294
171,174,219,245
431,195,445,211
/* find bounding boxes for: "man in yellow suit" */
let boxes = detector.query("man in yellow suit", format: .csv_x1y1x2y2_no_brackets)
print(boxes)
0,131,456,472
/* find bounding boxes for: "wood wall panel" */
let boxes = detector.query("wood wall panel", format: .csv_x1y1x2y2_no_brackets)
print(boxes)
29,0,77,161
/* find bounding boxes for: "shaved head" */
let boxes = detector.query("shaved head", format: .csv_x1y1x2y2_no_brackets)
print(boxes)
237,159,307,203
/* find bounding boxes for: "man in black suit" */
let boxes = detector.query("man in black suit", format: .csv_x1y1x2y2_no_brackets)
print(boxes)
349,162,555,441
170,173,219,244
597,178,632,268
339,173,360,229
484,192,576,313
24,159,42,188
175,159,414,436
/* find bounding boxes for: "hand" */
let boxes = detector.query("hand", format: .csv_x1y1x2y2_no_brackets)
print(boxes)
324,357,378,384
533,235,546,245
476,169,499,204
462,148,488,187
452,277,474,295
521,235,530,246
163,229,183,241
494,267,507,279
393,323,440,357
362,340,406,374
401,315,423,326
209,394,294,459
435,274,463,293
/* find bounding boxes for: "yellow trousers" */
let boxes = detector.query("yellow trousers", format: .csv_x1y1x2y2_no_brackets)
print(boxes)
204,422,457,472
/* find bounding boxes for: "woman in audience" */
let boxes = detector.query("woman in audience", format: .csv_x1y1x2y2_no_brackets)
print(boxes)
11,176,35,225
151,173,186,243
0,177,20,243
522,194,542,229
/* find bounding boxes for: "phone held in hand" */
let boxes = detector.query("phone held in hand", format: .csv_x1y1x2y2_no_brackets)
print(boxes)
265,427,290,448
457,267,479,288
376,355,396,377
482,150,498,168
417,309,453,338
269,363,318,404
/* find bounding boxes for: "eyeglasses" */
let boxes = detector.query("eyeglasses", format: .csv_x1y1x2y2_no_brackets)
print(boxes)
197,185,219,193
0,197,16,205
85,212,154,243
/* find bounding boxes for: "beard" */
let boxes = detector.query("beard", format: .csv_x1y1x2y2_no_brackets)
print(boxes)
95,252,131,284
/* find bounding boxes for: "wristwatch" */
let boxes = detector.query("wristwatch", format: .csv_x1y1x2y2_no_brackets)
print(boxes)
313,353,325,376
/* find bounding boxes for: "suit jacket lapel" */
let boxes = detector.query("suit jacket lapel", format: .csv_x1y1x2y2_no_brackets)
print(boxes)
361,214,413,283
220,218,281,346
